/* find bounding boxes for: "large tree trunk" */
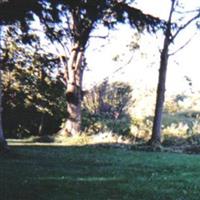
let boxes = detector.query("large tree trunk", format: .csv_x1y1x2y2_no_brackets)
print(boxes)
149,1,175,146
61,44,84,136
58,8,91,137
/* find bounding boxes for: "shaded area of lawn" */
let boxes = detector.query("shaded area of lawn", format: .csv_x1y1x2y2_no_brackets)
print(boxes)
1,145,200,200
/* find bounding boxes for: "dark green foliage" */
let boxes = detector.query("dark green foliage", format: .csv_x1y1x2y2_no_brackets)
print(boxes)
82,81,133,135
43,0,165,47
0,0,165,33
0,0,42,24
2,146,200,199
0,27,66,138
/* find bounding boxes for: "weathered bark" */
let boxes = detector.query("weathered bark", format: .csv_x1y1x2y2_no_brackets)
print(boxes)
61,44,84,136
149,1,175,145
56,4,94,137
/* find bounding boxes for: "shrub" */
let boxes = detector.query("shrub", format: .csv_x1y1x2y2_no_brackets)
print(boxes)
82,81,133,135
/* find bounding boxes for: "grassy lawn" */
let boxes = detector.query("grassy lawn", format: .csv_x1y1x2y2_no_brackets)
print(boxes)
1,145,200,200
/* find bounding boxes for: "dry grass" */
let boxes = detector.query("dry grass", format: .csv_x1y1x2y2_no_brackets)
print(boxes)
7,132,133,147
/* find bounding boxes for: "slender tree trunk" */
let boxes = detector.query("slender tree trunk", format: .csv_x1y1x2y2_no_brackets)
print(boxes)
0,27,8,151
62,44,84,136
0,69,8,151
38,114,45,135
149,1,175,145
149,44,169,145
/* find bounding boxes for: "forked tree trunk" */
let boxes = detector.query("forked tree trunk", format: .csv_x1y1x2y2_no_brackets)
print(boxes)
61,44,84,136
58,8,92,136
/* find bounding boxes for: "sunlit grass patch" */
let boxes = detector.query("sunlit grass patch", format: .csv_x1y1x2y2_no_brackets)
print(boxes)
7,132,132,147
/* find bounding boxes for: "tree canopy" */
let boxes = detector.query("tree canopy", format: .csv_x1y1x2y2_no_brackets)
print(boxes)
0,0,168,144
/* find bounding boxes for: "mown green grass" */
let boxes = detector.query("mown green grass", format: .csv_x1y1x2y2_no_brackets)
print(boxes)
1,145,200,200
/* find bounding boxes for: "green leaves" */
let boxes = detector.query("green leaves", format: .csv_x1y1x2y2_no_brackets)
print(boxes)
0,27,66,137
82,81,133,135
0,0,42,24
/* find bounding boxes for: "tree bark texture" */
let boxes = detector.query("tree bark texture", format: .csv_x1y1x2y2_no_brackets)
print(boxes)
60,6,92,136
62,44,84,136
150,44,169,144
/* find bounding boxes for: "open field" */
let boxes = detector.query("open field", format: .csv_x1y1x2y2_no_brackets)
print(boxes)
1,144,200,200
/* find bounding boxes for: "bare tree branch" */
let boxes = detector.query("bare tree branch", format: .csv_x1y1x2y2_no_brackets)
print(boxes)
102,54,134,82
90,34,109,39
169,31,197,56
171,13,200,42
175,8,200,15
